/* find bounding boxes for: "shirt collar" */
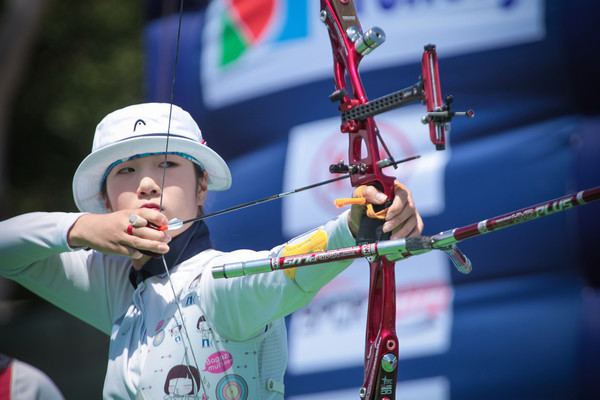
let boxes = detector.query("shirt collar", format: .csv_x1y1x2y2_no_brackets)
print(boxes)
128,221,212,288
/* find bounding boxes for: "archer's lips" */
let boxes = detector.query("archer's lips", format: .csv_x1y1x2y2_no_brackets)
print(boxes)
141,203,162,211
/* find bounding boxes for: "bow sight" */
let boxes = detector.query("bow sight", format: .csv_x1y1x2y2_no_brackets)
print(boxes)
327,37,474,159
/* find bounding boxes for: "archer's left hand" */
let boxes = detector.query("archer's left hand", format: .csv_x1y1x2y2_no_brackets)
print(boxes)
347,181,424,240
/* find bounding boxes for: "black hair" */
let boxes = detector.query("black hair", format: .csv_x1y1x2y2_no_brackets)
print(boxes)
163,364,201,395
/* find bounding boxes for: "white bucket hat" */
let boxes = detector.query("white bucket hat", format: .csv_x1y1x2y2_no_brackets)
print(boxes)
72,102,231,213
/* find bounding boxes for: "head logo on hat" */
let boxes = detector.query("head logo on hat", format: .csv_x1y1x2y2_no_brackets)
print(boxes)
72,103,232,213
133,119,146,131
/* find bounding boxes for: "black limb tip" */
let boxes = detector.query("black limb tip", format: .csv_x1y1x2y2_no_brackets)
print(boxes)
424,43,436,51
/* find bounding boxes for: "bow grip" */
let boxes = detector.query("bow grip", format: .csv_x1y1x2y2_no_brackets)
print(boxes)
355,190,392,245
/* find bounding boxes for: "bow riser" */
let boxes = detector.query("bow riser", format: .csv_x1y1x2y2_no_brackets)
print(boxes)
322,1,400,399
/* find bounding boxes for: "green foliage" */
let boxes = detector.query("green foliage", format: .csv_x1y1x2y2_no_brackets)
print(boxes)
7,0,143,213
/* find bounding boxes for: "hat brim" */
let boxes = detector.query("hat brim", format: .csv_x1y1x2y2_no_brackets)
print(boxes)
73,135,231,213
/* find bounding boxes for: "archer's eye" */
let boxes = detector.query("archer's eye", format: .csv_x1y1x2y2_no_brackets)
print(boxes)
159,160,178,169
116,166,135,175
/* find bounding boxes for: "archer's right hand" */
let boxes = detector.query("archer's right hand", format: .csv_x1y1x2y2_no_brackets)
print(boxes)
67,209,171,260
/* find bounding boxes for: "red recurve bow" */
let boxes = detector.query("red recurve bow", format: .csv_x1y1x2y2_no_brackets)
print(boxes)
318,1,470,398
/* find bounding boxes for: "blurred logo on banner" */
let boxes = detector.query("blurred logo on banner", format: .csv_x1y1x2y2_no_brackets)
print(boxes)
218,0,309,67
202,0,544,107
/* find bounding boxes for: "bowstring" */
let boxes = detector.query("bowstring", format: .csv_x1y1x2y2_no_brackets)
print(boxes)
158,0,206,397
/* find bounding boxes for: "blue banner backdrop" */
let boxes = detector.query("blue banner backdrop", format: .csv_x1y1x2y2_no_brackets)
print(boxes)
144,1,600,398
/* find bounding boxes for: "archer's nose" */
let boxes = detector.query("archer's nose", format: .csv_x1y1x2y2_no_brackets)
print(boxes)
137,176,161,198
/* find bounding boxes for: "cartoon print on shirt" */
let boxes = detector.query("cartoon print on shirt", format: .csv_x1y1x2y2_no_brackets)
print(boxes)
183,292,197,307
215,374,248,400
154,330,166,347
154,319,167,346
188,273,202,290
203,351,233,374
163,364,202,399
196,315,213,348
201,326,212,348
170,323,183,344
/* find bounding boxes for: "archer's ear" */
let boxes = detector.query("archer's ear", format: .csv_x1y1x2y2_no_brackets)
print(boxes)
196,170,209,206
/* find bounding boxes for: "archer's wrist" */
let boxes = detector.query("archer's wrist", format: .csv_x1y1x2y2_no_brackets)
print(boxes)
66,213,92,249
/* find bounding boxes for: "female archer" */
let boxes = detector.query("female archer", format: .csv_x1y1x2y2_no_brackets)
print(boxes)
0,102,423,399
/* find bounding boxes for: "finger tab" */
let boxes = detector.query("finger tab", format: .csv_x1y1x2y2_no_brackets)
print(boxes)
365,204,387,220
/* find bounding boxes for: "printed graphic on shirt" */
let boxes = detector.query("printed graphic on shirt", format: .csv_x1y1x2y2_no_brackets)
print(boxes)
170,323,183,344
188,273,203,289
163,364,202,399
156,320,166,332
204,351,234,374
215,374,249,400
196,315,214,348
154,319,167,346
183,292,197,307
154,330,166,347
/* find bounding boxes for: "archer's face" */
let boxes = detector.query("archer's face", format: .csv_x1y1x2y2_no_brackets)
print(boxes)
105,154,207,232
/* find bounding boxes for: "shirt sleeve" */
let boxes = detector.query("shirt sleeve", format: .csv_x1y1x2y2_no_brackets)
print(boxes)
199,211,356,340
0,212,129,335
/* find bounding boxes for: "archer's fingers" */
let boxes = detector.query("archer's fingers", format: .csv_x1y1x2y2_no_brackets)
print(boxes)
389,213,423,240
357,185,388,205
98,241,145,259
127,212,147,228
383,183,415,224
384,190,410,222
127,209,171,242
383,203,413,233
120,234,170,255
387,181,413,216
136,208,169,227
128,226,171,243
